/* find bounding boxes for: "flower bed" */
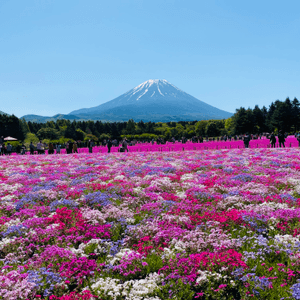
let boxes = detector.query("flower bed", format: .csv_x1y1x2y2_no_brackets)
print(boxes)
1,148,300,299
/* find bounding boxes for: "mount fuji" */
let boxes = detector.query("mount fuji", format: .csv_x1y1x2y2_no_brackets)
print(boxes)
69,79,232,122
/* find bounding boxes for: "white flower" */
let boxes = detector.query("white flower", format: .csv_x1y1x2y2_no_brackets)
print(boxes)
0,237,17,250
90,273,163,299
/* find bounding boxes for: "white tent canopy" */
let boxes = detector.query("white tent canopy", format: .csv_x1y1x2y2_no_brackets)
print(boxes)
4,136,18,141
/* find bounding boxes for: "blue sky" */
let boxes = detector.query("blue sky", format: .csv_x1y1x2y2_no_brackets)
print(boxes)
1,0,300,118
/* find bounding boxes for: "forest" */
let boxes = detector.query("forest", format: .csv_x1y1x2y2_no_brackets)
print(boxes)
0,97,299,145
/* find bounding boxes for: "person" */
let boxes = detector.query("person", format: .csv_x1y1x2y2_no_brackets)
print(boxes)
41,142,45,154
73,142,78,153
278,130,285,148
37,141,43,154
68,141,73,154
107,139,112,153
88,140,94,153
122,138,129,152
65,141,69,154
6,143,12,155
16,144,21,154
2,144,7,155
56,144,61,154
21,143,26,155
48,142,54,154
243,133,251,148
269,132,276,148
30,142,35,155
0,136,4,155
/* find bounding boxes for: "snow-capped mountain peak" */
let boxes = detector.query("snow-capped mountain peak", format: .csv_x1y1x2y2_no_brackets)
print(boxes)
125,79,183,101
69,79,232,121
135,79,167,88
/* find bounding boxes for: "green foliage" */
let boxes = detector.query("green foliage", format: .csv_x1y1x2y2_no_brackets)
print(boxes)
99,133,111,140
50,137,72,145
110,222,127,242
0,113,26,140
84,134,98,142
24,132,39,145
37,127,60,140
9,141,22,147
121,133,158,140
232,97,300,134
232,107,254,134
195,120,208,136
144,253,163,273
225,118,234,135
76,128,86,140
84,243,99,255
125,119,136,134
155,278,194,300
206,121,219,137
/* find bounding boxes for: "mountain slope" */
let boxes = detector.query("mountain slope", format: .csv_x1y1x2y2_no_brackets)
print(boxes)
0,110,10,115
69,79,232,121
22,114,81,123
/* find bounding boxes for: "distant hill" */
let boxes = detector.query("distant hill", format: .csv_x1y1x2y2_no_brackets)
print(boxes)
22,114,81,123
0,110,10,115
69,79,232,122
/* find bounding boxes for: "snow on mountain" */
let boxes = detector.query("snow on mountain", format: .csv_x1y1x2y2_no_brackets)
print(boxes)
125,79,182,100
69,79,232,122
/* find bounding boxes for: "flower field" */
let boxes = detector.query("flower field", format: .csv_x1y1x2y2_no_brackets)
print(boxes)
2,148,300,299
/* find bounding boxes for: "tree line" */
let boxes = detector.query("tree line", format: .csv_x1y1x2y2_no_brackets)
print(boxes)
0,97,299,145
231,97,300,134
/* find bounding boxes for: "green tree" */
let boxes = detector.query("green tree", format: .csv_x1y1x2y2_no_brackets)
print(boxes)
0,114,26,140
20,118,30,135
84,134,98,142
195,120,207,136
252,105,265,133
292,98,300,131
75,129,85,141
205,121,218,137
37,127,60,140
175,123,185,138
271,100,293,132
24,133,39,145
232,107,254,134
266,102,276,132
99,133,111,141
64,124,77,140
125,119,136,134
225,118,234,135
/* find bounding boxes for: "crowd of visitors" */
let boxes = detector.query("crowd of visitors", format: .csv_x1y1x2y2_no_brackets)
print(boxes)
0,137,133,155
0,131,299,155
